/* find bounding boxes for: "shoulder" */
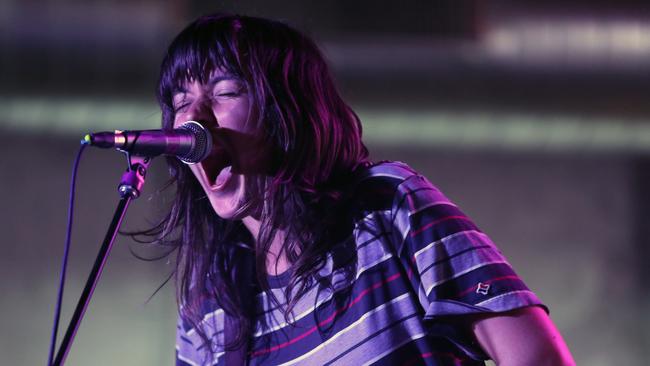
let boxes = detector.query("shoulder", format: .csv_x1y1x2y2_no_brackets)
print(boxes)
350,161,451,216
350,161,480,258
353,160,420,189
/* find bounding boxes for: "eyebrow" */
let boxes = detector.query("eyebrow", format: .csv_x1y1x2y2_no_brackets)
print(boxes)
206,75,240,87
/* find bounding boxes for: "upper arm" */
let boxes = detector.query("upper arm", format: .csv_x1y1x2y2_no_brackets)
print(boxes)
387,171,569,362
471,305,575,366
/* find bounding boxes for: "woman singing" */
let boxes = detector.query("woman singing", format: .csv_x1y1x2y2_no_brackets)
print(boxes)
147,13,575,366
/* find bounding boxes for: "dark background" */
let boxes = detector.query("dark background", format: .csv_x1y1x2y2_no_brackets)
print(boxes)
1,1,649,364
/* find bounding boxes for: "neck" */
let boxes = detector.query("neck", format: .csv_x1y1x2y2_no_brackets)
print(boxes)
242,216,290,276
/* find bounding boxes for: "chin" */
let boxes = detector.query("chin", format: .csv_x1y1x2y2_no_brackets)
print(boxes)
210,200,246,220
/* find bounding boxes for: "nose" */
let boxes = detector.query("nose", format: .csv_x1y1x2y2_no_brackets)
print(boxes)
184,97,218,127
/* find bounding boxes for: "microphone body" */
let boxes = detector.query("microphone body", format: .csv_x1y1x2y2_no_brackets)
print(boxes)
82,121,212,164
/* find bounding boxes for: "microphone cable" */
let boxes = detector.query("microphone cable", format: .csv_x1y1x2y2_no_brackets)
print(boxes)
47,142,87,366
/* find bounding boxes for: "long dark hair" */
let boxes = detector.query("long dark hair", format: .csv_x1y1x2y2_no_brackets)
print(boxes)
142,13,369,356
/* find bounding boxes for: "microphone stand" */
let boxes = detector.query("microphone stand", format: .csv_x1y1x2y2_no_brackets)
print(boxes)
52,152,151,366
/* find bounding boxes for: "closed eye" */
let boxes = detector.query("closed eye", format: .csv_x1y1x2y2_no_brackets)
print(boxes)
173,103,191,113
213,90,245,99
212,83,247,99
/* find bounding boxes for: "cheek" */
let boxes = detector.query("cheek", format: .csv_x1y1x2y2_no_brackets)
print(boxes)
213,100,251,131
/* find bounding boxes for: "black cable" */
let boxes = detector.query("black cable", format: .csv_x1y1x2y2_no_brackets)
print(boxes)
47,143,86,366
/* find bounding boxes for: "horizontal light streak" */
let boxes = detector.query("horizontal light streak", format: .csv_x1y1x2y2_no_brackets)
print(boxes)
485,18,650,66
360,109,650,153
1,96,649,153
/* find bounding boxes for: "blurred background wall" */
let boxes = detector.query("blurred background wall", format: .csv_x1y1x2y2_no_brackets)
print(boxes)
1,1,649,365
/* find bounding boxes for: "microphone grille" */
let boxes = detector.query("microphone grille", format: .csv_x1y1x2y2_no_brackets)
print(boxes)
178,121,213,164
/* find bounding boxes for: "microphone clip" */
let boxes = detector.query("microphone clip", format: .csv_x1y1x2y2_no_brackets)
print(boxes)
118,151,151,199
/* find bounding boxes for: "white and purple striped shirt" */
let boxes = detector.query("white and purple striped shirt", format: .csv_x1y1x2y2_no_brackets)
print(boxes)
176,161,544,365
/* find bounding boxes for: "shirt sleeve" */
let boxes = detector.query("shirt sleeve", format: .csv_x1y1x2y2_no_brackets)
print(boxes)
389,173,546,358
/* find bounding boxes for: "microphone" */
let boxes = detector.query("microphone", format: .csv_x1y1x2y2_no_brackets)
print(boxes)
81,121,213,164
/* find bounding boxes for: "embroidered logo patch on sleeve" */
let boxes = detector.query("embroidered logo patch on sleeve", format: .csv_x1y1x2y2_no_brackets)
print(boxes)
476,282,490,295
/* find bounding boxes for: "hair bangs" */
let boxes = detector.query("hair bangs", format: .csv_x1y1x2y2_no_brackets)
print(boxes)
158,16,245,118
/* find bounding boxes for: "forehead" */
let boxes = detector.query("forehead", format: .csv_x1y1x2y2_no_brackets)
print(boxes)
173,69,242,94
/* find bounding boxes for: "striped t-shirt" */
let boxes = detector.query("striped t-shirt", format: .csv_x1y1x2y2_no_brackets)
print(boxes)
176,161,544,365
